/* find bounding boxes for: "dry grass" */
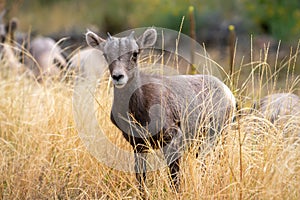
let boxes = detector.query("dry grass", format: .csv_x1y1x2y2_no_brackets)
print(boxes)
0,40,300,199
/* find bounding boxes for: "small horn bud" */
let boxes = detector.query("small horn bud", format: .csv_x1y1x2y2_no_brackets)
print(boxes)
107,32,112,40
129,31,135,39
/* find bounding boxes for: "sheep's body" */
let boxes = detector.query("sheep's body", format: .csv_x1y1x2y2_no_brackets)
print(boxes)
68,47,106,79
256,93,300,123
25,36,66,80
86,28,236,193
1,43,24,71
112,72,235,146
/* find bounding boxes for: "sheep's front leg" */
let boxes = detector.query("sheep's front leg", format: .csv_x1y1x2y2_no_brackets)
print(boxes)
134,147,147,195
163,127,183,192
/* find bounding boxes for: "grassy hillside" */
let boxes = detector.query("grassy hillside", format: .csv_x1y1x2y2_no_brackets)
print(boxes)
0,40,299,199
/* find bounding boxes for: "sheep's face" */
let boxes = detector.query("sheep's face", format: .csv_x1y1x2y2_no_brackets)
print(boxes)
86,28,157,88
102,34,139,88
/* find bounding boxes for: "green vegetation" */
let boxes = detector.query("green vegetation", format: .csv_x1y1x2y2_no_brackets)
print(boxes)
243,0,300,40
5,0,300,42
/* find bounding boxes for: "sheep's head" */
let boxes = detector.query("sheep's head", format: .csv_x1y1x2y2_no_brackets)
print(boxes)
86,28,157,88
0,9,18,53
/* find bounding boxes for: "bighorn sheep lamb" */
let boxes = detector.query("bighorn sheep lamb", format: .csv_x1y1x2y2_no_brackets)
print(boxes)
86,28,236,193
25,36,66,81
67,47,106,79
254,93,300,123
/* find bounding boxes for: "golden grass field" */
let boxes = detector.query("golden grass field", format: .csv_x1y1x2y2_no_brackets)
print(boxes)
0,40,300,199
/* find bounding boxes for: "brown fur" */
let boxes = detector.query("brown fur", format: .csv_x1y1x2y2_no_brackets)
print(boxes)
86,28,236,194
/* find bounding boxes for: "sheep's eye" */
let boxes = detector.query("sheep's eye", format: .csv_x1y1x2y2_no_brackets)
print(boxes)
131,51,138,62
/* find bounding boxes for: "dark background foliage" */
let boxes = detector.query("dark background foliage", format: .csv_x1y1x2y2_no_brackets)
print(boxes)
4,0,300,44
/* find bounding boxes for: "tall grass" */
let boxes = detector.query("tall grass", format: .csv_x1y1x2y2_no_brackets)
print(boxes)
0,40,299,199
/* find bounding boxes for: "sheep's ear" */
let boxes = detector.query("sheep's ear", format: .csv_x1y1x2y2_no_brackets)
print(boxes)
10,19,18,32
6,18,18,33
128,31,135,40
137,28,157,48
86,30,105,51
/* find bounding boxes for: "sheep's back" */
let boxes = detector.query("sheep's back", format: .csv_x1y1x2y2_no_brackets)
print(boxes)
166,74,236,138
256,93,300,122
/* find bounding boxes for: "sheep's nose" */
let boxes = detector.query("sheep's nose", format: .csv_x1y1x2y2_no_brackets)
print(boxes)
112,74,124,81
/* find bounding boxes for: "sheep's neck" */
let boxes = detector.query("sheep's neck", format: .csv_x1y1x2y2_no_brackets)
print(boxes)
112,70,145,123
